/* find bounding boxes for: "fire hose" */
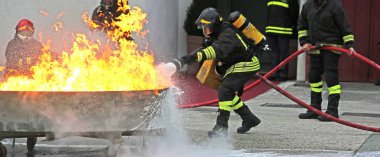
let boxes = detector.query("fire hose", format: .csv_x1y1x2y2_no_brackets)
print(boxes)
179,47,305,109
178,46,380,132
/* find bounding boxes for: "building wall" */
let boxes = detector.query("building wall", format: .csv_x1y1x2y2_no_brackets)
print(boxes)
0,0,182,66
178,0,193,58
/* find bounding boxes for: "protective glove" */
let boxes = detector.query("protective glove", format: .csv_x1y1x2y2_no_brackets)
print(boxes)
171,47,203,70
302,43,313,53
347,47,356,56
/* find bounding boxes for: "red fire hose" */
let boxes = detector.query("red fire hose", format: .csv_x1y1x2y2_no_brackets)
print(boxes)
179,46,380,109
256,73,380,132
178,49,305,108
179,45,380,132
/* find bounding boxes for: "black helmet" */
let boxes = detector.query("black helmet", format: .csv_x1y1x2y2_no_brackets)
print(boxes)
101,0,115,9
195,7,222,36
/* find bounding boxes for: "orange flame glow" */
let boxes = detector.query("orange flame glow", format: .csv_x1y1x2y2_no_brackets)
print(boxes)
40,10,49,17
0,1,171,91
52,21,63,31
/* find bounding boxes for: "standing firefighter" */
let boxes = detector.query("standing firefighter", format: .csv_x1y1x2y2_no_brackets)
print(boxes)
266,0,299,81
171,8,263,137
298,0,356,121
4,19,43,79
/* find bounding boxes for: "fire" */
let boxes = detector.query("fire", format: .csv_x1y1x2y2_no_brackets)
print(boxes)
52,21,63,31
0,0,171,91
40,10,49,17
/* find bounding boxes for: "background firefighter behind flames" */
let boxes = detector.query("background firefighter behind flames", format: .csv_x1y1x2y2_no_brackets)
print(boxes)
91,0,133,41
3,19,43,80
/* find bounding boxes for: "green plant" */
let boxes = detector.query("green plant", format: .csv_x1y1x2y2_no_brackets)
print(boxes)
184,0,217,36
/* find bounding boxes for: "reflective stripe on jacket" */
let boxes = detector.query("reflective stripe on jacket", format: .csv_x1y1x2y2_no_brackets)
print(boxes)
266,0,299,37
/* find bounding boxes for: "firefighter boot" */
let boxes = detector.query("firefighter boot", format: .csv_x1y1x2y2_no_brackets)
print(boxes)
299,92,322,119
318,94,340,122
208,110,230,138
235,105,261,134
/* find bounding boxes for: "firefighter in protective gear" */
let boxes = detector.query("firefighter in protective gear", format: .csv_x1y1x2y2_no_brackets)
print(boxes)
4,19,43,79
298,0,355,121
91,0,132,40
172,8,261,137
266,0,299,81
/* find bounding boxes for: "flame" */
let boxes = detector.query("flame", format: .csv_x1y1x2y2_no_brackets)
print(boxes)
0,1,171,91
40,9,49,17
52,21,63,31
56,11,65,20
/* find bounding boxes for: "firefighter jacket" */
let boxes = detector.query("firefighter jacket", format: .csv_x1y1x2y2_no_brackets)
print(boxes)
298,0,355,49
184,23,260,77
266,0,299,38
5,36,43,75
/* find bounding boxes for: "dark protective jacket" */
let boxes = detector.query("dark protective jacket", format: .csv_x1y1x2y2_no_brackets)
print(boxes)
92,0,122,27
4,36,43,77
91,1,132,40
298,0,355,48
181,23,260,76
266,0,299,38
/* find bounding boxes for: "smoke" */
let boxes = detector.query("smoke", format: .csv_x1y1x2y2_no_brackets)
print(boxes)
115,87,234,157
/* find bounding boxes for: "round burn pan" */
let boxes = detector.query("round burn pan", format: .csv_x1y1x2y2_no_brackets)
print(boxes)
0,88,168,133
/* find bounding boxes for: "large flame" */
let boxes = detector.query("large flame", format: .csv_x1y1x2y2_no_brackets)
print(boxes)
0,0,171,91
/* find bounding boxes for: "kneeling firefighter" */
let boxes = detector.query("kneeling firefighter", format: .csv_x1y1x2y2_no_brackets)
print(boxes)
169,8,269,137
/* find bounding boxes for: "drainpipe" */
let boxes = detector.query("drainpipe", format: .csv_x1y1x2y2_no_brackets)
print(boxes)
296,0,307,83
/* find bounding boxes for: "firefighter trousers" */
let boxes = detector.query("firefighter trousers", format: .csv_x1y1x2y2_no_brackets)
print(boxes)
218,71,257,111
268,35,290,78
309,50,341,96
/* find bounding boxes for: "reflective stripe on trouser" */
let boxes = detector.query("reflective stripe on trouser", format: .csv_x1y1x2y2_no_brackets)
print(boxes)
309,50,341,96
218,71,257,112
328,85,341,95
310,81,323,93
219,95,244,111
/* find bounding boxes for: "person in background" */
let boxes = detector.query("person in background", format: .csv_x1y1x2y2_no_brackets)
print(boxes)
92,0,132,40
266,0,299,81
4,19,43,79
298,0,356,121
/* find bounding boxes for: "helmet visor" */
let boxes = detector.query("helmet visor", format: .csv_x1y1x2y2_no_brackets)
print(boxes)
17,32,33,41
198,24,213,37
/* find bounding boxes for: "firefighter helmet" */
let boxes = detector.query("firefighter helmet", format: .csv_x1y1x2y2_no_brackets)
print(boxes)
195,7,222,36
16,19,34,33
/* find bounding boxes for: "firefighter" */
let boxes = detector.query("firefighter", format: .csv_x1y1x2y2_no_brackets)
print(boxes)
91,0,132,40
298,0,356,121
170,8,262,137
266,0,299,81
4,19,43,79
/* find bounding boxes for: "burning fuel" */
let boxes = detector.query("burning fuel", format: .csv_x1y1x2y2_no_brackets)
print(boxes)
0,0,171,91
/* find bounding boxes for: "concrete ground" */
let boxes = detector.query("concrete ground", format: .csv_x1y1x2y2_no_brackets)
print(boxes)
182,82,380,156
1,82,380,157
